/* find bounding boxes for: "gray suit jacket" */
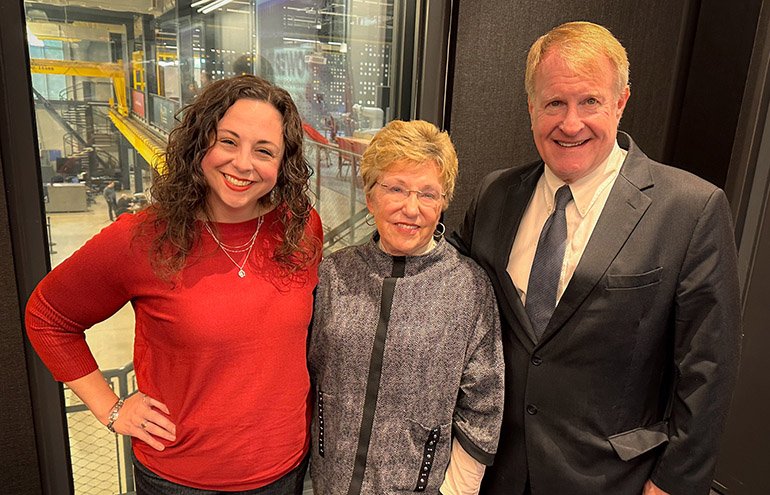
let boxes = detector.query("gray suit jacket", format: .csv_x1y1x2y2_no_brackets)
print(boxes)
451,132,741,495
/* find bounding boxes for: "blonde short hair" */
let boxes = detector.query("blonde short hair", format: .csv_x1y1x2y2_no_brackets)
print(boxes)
360,120,458,206
525,21,630,100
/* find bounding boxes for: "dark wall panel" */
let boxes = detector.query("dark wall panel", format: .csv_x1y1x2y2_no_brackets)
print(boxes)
715,176,770,493
0,1,43,492
713,4,770,492
0,0,72,493
0,161,41,494
671,0,762,189
445,0,692,229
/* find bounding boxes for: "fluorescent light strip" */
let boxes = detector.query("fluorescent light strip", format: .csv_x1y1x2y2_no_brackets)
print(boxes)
282,37,319,44
199,0,234,14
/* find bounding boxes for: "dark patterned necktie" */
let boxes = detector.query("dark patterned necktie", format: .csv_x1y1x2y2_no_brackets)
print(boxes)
525,185,573,340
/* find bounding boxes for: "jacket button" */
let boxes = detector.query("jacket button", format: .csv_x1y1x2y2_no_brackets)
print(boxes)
526,404,538,415
531,355,542,366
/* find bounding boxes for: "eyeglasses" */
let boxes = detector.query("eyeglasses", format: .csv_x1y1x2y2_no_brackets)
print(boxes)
374,182,445,207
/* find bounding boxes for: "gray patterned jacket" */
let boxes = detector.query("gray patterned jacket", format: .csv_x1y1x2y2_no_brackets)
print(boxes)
309,237,505,494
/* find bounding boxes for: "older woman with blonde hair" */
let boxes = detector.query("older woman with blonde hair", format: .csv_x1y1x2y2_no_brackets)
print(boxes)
309,119,504,494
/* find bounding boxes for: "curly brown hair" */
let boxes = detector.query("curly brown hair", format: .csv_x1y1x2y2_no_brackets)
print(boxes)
145,75,318,277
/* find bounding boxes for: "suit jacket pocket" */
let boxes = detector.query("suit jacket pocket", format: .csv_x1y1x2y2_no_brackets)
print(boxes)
606,267,663,290
607,421,669,461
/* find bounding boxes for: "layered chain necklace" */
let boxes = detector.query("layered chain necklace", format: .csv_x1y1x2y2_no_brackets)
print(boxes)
204,216,264,278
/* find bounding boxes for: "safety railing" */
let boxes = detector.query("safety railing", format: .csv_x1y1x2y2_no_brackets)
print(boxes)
59,81,114,104
64,363,137,495
304,138,375,252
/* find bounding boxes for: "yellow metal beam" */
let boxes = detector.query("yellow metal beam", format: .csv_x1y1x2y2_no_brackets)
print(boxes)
30,58,129,116
108,109,166,174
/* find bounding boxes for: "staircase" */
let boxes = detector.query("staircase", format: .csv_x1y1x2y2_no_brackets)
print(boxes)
33,87,119,178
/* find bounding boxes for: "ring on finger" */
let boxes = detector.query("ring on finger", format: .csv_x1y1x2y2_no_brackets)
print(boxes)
141,421,147,429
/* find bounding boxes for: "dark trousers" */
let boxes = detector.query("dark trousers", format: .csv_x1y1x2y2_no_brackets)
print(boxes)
133,454,308,495
107,199,118,221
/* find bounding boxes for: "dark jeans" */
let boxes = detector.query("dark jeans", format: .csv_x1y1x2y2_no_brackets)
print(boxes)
107,199,117,221
132,453,308,495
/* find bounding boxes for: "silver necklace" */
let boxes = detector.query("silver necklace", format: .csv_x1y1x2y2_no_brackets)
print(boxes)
204,216,264,278
204,222,259,252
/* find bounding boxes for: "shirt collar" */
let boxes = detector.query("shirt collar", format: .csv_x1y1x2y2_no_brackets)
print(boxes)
541,140,627,217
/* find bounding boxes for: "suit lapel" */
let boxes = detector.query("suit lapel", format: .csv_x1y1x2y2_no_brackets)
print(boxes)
538,133,654,346
496,164,542,347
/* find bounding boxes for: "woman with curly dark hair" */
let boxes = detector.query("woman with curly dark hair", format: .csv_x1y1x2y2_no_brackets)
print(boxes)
26,75,322,494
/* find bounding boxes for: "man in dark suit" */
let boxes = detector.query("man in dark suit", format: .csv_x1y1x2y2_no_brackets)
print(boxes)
451,21,741,495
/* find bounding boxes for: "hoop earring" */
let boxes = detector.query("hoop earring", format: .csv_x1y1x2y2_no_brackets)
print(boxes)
433,222,446,239
365,214,375,226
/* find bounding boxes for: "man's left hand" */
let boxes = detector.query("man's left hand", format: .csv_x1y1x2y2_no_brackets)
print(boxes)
643,480,670,495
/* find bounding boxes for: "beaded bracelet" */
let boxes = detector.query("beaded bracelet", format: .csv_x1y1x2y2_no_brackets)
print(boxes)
106,397,125,433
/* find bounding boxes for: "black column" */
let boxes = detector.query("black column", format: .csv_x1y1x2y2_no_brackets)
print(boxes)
134,149,147,193
0,0,72,493
143,15,159,96
713,3,770,493
118,133,131,190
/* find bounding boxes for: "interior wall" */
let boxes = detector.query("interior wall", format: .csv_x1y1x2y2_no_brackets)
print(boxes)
717,131,770,493
713,4,770,492
671,1,763,189
0,2,44,491
1,1,73,493
0,155,41,495
35,108,66,151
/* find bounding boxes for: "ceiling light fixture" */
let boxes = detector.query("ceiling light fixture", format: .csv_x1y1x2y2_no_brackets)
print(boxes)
199,0,235,14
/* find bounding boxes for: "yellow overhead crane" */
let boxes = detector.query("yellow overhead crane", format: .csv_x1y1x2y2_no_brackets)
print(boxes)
29,58,128,116
29,58,166,171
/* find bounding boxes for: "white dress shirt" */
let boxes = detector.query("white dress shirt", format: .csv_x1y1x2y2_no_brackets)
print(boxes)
507,141,627,306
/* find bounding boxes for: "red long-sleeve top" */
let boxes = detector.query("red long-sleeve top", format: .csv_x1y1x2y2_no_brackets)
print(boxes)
25,207,322,490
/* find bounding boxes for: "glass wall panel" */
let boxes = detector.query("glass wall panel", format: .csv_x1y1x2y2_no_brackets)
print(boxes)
23,0,411,493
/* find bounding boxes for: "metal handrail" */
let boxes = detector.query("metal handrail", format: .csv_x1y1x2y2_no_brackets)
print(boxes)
58,81,109,102
64,362,137,494
323,207,370,254
303,138,373,251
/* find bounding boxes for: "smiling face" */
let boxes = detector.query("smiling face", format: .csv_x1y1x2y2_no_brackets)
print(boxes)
528,50,630,183
201,98,284,222
366,160,444,256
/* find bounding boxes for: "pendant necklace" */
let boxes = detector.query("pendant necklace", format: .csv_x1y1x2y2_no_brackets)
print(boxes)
204,216,264,278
